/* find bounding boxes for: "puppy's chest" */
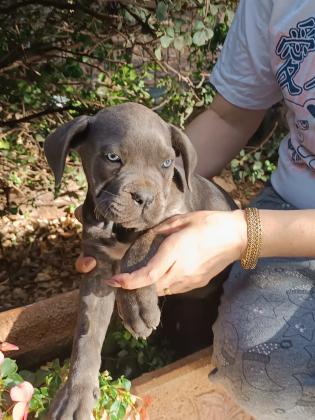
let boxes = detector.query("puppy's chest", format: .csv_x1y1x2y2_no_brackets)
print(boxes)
103,240,129,260
84,220,135,261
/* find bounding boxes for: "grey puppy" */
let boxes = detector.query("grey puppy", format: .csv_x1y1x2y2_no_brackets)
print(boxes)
44,102,236,419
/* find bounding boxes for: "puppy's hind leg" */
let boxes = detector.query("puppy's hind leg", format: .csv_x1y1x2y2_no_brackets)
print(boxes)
48,260,116,420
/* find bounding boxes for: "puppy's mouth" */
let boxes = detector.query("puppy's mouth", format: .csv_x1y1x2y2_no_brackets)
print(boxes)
94,189,164,230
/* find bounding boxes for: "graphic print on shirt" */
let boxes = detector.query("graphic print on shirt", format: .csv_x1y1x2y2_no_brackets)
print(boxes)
275,16,315,169
276,17,315,96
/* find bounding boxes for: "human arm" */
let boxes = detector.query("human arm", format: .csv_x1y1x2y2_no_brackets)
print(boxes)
186,93,266,178
104,208,315,295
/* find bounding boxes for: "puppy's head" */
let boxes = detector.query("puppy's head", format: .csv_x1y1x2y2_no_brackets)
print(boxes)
44,102,197,230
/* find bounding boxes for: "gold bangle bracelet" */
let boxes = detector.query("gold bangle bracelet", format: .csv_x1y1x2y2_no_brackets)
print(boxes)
240,207,262,270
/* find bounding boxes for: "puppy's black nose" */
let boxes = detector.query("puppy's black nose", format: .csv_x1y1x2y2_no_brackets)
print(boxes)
131,190,154,206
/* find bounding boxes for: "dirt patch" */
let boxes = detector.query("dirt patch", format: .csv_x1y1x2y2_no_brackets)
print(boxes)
213,169,264,208
0,127,86,311
1,213,82,310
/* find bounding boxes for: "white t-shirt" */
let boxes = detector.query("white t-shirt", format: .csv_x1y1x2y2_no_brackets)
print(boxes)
210,0,315,209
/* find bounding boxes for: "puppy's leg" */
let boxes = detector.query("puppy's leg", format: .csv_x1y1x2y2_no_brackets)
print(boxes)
117,231,162,338
48,260,115,420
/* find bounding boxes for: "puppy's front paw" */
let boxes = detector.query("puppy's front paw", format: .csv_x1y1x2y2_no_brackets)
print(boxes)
116,286,160,339
118,230,163,338
48,382,99,420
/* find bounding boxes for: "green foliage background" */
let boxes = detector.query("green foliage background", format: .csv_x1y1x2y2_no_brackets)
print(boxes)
0,1,236,127
0,0,282,186
1,0,288,193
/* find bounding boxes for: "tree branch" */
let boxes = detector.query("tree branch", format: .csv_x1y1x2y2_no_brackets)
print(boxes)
0,0,112,23
0,105,91,127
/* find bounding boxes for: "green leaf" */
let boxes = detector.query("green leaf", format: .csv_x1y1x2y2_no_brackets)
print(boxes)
253,161,263,170
96,86,107,98
35,134,44,143
174,35,185,51
0,358,18,378
209,4,219,15
3,373,23,388
0,139,10,150
174,18,183,33
192,30,207,46
166,26,175,38
194,20,205,31
204,28,214,40
119,377,131,392
156,2,167,21
117,403,126,419
160,35,173,48
63,59,84,79
154,46,162,60
192,28,214,46
183,33,192,46
109,399,121,414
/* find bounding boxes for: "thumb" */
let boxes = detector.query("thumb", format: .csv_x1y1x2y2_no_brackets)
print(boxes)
75,253,97,273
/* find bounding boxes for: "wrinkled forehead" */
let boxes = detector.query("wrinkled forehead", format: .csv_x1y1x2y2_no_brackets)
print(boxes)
87,107,173,157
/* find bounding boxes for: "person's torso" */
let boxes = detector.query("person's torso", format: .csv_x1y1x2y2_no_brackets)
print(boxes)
269,1,315,208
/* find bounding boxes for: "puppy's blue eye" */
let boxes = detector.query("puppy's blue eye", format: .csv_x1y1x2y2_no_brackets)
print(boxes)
161,159,173,168
105,152,121,162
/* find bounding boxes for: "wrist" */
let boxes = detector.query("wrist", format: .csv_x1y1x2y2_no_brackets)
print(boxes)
232,209,248,260
203,209,248,263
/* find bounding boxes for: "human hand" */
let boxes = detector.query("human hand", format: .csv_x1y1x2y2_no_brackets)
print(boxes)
106,210,247,295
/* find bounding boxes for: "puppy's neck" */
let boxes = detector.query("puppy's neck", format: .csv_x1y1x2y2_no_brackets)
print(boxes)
112,223,139,244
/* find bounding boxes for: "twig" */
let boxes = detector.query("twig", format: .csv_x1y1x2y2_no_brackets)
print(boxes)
0,0,112,23
120,3,156,38
245,121,278,155
152,98,172,111
0,105,87,127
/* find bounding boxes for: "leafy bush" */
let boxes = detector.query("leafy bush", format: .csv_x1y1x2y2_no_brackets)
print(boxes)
0,1,237,128
0,343,150,420
231,134,281,183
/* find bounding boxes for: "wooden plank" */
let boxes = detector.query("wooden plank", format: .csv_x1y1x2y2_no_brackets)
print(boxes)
133,347,253,420
0,291,78,367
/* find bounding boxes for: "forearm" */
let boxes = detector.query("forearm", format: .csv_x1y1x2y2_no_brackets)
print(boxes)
237,209,315,259
260,209,315,258
186,93,267,178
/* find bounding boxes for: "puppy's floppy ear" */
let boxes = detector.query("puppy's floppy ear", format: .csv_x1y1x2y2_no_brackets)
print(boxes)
169,124,197,190
44,115,90,186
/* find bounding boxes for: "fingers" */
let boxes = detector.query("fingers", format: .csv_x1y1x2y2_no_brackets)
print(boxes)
157,275,210,296
107,238,177,290
153,213,190,235
75,253,97,273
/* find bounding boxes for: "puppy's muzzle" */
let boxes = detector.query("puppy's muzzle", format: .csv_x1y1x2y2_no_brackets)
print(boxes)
131,189,155,207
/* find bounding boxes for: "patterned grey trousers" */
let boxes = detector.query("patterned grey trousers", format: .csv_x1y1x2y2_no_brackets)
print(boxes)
211,185,315,419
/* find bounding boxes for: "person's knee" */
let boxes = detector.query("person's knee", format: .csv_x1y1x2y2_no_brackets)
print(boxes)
211,259,315,419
